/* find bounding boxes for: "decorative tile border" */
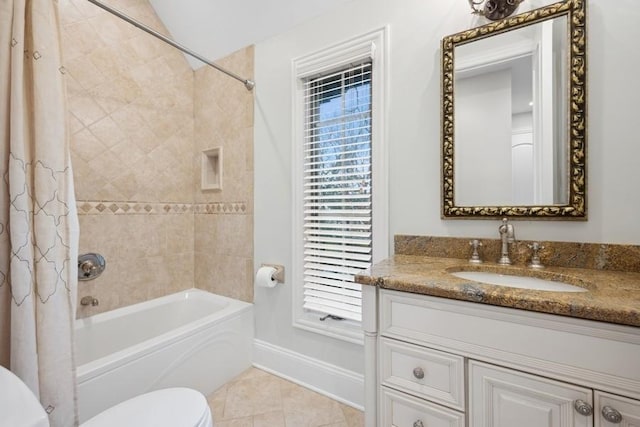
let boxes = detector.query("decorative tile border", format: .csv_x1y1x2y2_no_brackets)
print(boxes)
194,202,247,214
77,201,248,215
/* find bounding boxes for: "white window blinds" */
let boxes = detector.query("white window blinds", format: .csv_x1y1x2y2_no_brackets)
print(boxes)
302,62,372,323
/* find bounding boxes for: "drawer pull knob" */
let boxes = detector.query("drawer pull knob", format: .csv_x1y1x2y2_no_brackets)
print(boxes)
574,399,593,416
412,367,425,379
601,406,623,423
413,420,424,427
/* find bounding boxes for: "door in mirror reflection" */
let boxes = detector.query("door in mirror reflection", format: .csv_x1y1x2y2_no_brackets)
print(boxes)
453,16,568,207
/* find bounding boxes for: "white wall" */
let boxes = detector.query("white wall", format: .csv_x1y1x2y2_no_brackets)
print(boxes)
149,0,354,66
254,0,640,388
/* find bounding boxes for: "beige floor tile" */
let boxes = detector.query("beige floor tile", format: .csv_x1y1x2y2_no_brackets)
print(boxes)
253,410,286,427
282,385,346,426
206,367,364,427
214,416,253,427
206,383,227,421
227,366,272,384
223,373,283,419
341,404,365,427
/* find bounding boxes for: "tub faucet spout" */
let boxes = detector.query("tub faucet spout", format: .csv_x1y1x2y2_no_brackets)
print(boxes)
81,296,99,306
497,218,515,265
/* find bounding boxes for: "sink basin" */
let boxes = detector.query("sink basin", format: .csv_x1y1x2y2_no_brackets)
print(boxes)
450,271,588,292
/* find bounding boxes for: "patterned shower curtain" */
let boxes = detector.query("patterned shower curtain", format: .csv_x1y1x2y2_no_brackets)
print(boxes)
0,1,80,426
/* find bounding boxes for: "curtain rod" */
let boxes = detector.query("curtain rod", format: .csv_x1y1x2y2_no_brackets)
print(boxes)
86,0,255,91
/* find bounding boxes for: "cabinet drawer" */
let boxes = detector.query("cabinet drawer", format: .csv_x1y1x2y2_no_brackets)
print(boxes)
381,386,465,427
595,391,640,426
380,337,465,411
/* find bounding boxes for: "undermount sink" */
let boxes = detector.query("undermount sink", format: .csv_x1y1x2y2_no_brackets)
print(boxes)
450,270,588,292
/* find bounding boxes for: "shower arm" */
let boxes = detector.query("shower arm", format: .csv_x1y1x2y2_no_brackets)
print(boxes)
85,0,255,91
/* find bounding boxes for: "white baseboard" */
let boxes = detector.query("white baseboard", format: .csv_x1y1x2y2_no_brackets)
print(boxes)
253,339,364,410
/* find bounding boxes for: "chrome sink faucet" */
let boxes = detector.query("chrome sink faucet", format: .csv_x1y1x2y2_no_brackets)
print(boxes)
497,218,516,265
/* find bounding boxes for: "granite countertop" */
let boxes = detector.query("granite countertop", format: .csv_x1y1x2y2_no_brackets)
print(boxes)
355,255,640,327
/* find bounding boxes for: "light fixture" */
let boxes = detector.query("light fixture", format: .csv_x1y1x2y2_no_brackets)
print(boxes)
467,0,525,21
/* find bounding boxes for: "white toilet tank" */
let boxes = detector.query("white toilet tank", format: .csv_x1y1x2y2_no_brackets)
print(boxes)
0,365,50,427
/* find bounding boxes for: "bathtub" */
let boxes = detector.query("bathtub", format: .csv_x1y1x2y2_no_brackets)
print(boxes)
75,289,253,423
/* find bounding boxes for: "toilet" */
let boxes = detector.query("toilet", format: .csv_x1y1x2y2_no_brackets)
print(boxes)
0,365,213,427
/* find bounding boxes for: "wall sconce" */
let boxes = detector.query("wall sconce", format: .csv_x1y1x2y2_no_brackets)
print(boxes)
468,0,524,20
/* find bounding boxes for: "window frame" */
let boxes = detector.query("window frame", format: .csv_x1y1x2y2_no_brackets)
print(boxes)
291,28,389,344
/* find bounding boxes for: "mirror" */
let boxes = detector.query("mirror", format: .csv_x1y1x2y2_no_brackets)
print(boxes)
441,0,586,219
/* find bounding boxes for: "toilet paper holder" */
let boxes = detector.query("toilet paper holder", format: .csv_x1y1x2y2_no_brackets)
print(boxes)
261,263,285,283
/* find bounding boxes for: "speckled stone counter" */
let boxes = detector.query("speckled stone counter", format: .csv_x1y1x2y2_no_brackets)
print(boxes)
356,254,640,328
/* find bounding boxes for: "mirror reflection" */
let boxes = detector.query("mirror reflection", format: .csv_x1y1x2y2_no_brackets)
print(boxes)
454,16,568,207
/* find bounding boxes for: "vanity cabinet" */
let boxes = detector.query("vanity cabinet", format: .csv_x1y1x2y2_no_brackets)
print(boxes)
469,362,640,427
595,392,640,426
379,337,465,426
469,360,592,427
362,287,640,427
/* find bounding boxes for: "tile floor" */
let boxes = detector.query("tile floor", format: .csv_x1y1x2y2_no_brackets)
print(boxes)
206,367,364,427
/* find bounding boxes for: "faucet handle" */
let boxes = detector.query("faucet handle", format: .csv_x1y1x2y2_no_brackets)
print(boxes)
468,239,483,264
527,242,545,269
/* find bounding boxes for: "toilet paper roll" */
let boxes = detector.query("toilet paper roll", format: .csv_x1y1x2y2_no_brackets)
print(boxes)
255,266,278,288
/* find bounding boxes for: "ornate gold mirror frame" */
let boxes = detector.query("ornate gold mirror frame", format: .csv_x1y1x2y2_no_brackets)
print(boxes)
441,0,586,219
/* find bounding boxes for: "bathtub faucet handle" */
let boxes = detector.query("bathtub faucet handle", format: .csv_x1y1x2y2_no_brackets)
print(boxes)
80,260,96,276
78,253,106,281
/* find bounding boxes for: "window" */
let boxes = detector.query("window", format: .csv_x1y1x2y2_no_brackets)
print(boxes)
302,63,372,322
292,29,388,343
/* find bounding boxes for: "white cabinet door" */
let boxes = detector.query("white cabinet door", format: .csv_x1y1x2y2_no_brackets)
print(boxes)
596,391,640,427
469,360,593,427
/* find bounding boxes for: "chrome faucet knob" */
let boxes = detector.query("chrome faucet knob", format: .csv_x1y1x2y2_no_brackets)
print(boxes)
527,242,545,269
78,253,106,281
469,239,483,264
80,260,96,274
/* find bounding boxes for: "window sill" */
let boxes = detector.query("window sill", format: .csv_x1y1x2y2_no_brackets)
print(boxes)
293,313,364,346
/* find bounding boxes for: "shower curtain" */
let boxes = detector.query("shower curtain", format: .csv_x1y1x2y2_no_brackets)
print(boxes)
0,1,80,426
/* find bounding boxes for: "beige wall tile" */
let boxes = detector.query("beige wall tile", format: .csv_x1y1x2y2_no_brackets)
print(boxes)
76,214,195,318
65,2,254,317
69,0,104,19
194,252,253,303
66,55,108,91
59,0,85,26
62,21,102,59
67,0,197,311
88,116,127,148
71,128,107,164
87,13,133,48
68,95,108,127
193,46,254,303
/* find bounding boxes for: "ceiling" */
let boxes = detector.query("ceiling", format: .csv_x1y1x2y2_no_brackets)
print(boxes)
149,0,355,68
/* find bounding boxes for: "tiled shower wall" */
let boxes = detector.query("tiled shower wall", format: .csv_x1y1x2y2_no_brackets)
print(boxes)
194,48,255,303
60,0,254,317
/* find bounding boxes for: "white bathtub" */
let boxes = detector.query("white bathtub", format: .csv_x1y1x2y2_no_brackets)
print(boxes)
75,289,253,423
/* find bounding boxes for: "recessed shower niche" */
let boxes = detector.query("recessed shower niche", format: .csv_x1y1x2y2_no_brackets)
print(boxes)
201,147,223,191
